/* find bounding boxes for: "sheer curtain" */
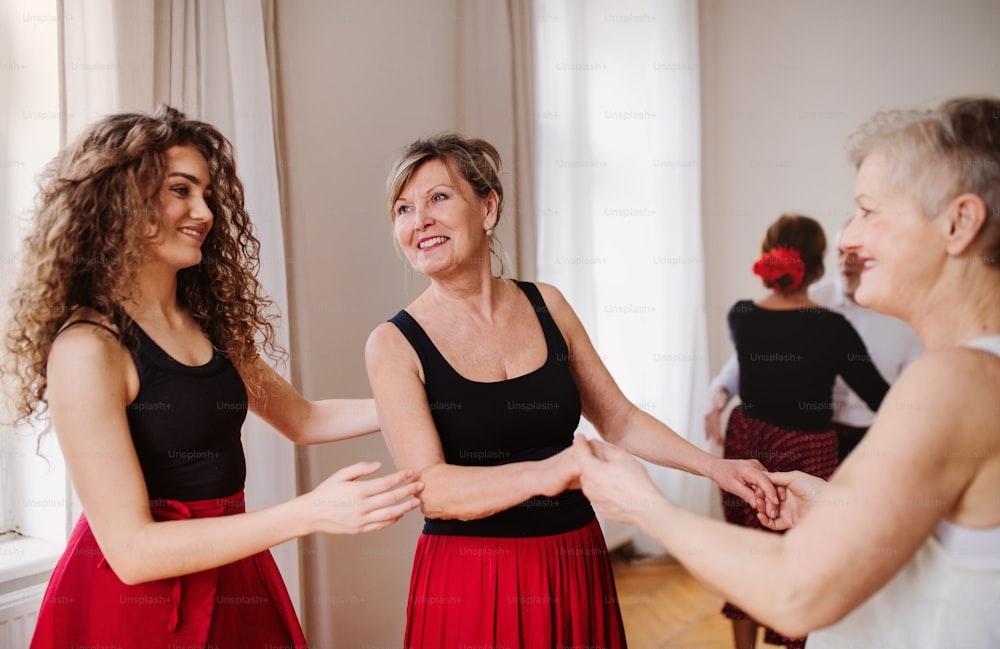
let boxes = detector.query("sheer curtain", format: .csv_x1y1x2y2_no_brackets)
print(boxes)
59,0,299,609
534,0,712,553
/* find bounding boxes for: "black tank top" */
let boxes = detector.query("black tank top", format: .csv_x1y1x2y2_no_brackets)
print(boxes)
389,280,594,537
61,319,249,501
126,323,248,501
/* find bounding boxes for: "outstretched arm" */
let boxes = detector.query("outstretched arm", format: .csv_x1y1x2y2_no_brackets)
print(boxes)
48,326,420,585
247,357,380,444
577,350,993,636
536,283,779,515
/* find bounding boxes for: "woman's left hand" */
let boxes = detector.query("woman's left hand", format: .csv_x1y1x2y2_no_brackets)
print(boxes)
574,435,669,527
707,458,780,519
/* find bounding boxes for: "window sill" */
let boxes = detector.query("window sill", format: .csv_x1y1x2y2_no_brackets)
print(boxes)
0,535,61,592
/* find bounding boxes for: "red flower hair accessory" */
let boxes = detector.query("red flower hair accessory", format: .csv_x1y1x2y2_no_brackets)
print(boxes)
752,246,806,293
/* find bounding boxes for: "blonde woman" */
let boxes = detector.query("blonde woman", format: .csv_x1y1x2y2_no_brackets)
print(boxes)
366,133,781,648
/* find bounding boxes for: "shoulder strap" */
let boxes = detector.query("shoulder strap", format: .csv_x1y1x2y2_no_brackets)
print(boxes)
388,310,454,380
56,319,120,338
514,281,569,358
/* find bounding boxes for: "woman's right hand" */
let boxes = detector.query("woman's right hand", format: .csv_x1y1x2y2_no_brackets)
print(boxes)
301,461,423,535
755,470,827,531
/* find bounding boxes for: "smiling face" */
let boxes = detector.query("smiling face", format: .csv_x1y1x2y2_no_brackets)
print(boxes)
841,150,945,317
392,157,496,279
144,144,214,271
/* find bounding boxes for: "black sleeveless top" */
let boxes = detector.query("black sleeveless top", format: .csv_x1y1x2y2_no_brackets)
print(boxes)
123,323,249,501
59,318,249,502
389,281,595,537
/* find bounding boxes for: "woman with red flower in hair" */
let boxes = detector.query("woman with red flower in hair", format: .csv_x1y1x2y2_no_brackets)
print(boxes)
716,214,889,649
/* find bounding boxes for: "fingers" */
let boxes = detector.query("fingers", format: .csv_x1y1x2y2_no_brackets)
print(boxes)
355,498,423,534
752,473,781,507
756,511,789,531
349,468,418,497
761,471,798,488
357,477,424,512
330,460,383,482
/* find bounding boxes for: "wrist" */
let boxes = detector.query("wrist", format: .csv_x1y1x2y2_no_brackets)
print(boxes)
285,493,317,537
635,494,674,535
701,455,724,482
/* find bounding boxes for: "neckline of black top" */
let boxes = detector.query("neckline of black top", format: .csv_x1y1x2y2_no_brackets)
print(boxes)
130,321,229,376
399,281,555,386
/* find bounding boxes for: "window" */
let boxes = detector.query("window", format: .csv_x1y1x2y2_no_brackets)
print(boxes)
0,0,69,581
533,0,713,551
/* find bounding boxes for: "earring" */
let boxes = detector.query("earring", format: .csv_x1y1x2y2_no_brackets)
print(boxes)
486,229,494,238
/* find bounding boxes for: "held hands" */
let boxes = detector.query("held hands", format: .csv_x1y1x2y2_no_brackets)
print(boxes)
302,461,423,535
754,470,827,531
708,457,781,520
573,435,669,527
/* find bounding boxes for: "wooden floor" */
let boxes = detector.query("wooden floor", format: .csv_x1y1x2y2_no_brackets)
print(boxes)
611,553,737,649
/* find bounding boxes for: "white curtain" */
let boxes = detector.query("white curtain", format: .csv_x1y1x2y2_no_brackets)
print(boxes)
534,0,712,554
60,0,299,610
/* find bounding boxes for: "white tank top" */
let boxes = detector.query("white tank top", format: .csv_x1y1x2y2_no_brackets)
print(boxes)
806,336,1000,648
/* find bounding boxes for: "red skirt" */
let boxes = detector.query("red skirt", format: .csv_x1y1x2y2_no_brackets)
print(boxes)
721,408,839,649
405,517,628,648
30,491,307,649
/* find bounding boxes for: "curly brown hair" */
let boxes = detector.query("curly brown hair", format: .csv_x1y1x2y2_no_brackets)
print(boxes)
2,105,282,427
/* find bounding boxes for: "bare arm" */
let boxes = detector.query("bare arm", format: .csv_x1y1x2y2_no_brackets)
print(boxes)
578,350,997,636
536,283,778,511
248,357,379,444
48,327,420,585
365,322,577,521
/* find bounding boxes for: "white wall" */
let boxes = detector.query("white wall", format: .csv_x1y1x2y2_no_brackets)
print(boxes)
700,0,1000,374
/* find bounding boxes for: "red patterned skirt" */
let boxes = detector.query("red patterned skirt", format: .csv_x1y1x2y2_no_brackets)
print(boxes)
405,517,628,648
30,491,307,649
721,408,839,649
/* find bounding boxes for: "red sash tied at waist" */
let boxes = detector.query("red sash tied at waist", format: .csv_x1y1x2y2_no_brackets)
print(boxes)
30,491,308,649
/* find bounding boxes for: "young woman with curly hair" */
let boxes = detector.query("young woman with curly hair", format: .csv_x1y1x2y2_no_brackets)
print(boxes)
2,105,421,648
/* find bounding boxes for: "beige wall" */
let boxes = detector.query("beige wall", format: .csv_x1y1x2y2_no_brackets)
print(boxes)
273,1,519,646
700,0,1000,374
274,0,1000,646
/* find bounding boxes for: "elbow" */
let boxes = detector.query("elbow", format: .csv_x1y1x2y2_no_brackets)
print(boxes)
588,408,635,447
103,553,154,586
761,577,848,638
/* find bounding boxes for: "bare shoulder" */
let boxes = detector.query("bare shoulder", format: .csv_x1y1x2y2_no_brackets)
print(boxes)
859,348,1000,468
49,308,134,395
531,281,580,327
50,311,125,367
885,347,999,423
365,321,419,370
532,281,571,311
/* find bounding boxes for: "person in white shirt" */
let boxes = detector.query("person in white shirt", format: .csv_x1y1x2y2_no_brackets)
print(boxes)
705,231,922,461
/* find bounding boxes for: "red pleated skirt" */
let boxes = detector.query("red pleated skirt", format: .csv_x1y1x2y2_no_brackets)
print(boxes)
721,408,839,649
30,491,307,649
404,517,628,648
